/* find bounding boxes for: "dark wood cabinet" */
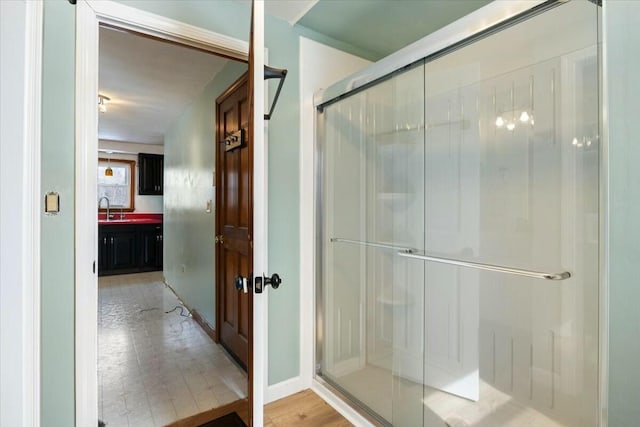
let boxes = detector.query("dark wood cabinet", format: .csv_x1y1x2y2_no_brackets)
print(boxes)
98,223,163,276
139,224,163,271
98,225,139,275
138,153,164,195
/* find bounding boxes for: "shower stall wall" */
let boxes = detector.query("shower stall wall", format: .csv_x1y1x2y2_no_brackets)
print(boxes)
315,1,600,426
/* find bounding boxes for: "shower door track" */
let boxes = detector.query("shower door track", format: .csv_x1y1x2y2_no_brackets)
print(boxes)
331,237,571,281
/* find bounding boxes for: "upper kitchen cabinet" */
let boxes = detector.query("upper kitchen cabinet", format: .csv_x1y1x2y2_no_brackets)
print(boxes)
138,153,164,195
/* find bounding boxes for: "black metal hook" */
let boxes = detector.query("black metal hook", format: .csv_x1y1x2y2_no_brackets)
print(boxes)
264,65,287,120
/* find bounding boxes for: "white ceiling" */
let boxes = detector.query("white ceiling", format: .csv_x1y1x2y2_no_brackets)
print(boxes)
98,27,232,145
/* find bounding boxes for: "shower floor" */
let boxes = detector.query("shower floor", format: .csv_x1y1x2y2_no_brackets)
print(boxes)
334,364,562,427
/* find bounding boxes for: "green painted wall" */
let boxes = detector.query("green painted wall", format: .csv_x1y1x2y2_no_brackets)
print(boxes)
606,1,640,425
163,60,247,329
41,1,75,426
263,14,302,386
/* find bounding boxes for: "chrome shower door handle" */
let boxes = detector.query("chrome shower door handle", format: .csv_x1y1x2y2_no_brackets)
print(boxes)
397,250,571,281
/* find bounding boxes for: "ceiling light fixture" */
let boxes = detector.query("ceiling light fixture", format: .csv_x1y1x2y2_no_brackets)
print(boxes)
104,152,114,177
98,94,110,113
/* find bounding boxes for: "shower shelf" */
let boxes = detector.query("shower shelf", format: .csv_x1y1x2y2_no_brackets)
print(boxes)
377,192,409,202
376,296,412,306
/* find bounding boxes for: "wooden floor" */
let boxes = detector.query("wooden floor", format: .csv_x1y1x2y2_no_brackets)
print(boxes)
264,390,352,427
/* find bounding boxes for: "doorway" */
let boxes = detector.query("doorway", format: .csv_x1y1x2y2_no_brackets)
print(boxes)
75,1,267,425
96,23,251,426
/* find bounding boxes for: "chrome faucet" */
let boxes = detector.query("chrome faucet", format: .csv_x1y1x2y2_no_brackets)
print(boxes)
98,196,110,221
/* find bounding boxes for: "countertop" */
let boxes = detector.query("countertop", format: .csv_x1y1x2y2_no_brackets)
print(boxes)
98,212,163,225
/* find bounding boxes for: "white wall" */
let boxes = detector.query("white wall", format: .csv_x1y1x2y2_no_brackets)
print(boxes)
98,139,163,213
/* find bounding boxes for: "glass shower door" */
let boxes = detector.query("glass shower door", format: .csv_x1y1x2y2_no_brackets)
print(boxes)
317,1,600,426
320,64,426,425
418,1,599,426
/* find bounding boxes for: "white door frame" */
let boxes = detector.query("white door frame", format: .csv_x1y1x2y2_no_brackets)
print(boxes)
0,1,42,426
74,1,266,425
251,3,267,426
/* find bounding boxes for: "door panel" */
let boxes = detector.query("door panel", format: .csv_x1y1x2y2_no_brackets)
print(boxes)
216,75,251,370
110,229,137,270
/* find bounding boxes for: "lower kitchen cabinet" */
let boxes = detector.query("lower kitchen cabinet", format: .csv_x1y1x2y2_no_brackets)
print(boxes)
98,223,162,276
139,224,163,271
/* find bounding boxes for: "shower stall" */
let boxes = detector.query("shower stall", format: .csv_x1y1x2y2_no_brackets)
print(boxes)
315,1,600,426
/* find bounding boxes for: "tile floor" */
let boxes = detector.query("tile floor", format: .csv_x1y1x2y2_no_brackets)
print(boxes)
99,272,247,427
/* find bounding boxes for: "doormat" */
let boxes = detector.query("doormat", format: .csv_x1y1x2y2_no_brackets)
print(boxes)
198,412,246,427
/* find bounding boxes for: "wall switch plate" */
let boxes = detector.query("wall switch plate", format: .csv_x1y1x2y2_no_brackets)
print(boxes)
44,192,60,214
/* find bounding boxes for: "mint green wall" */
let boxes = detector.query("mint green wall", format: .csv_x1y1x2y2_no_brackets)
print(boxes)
263,15,302,386
41,1,75,426
163,60,247,328
606,0,640,425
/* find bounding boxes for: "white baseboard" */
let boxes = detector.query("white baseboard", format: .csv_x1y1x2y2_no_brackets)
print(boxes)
265,376,306,404
311,379,375,427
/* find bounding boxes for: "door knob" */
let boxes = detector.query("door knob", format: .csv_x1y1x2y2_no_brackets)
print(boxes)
254,273,282,293
234,275,249,293
266,273,281,289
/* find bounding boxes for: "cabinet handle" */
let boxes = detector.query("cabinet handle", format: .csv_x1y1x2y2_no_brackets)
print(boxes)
160,235,162,241
103,237,106,245
110,237,114,244
156,235,159,242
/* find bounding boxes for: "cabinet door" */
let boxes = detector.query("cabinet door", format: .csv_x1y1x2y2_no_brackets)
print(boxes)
98,228,109,275
157,156,164,195
139,225,161,269
138,153,164,195
156,228,163,269
109,228,138,271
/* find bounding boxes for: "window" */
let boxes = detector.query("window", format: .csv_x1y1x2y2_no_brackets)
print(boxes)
98,158,135,211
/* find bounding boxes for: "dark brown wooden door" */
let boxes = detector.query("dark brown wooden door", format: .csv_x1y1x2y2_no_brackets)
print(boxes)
216,74,252,370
